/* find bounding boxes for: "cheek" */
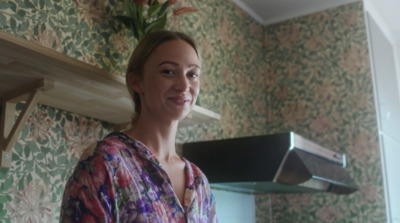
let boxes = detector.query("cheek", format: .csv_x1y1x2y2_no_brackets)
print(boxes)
145,77,169,92
192,81,200,96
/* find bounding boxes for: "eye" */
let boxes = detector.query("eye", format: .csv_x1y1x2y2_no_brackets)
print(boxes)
187,68,200,79
162,69,174,75
188,72,199,78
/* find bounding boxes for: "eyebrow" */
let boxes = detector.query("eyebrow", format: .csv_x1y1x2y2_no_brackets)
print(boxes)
158,61,200,69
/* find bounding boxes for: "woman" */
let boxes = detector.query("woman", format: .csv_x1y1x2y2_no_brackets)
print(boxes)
60,31,217,222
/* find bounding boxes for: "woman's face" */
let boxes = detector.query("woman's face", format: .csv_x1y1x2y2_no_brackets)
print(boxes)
134,39,201,122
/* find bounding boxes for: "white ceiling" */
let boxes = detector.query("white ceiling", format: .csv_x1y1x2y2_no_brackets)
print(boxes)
231,0,360,25
231,0,400,48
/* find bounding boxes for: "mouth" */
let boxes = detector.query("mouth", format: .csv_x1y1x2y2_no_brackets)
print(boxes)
168,96,191,106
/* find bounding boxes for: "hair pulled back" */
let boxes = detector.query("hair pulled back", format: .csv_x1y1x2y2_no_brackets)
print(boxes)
126,30,199,124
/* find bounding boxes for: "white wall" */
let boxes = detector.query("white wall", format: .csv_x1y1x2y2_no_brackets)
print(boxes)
212,189,256,223
364,2,400,222
363,0,400,99
380,135,400,223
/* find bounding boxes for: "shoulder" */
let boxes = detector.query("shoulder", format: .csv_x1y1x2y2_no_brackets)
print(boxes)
79,132,135,161
67,132,136,181
65,132,135,190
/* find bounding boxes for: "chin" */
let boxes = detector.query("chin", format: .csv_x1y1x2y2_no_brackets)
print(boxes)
166,101,194,121
174,108,192,122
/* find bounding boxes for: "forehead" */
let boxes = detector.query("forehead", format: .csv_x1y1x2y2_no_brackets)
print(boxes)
148,39,199,64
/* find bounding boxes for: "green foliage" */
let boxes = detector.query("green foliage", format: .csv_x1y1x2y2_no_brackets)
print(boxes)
24,0,35,8
24,144,31,158
8,1,16,12
9,18,16,30
65,114,72,122
0,1,10,9
14,142,23,157
117,0,197,42
1,176,13,191
0,1,384,222
0,14,6,26
47,107,55,119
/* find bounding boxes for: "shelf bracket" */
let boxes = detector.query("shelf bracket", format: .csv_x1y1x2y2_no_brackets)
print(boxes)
0,79,54,168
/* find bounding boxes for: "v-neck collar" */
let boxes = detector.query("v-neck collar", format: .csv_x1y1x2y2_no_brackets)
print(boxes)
111,132,197,209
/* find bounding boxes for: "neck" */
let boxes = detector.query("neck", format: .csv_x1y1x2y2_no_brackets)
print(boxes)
124,114,179,162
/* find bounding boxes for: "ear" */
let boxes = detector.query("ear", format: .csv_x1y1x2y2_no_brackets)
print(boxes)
127,72,144,94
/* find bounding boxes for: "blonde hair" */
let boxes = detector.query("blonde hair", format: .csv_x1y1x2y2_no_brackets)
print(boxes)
126,30,200,124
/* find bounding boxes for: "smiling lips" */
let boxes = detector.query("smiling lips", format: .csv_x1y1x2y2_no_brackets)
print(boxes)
168,96,191,105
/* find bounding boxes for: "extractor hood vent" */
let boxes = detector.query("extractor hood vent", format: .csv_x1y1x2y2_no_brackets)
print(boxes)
182,132,358,194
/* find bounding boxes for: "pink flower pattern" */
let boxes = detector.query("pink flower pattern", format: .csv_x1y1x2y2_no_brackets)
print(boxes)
26,109,53,143
60,132,217,222
64,116,102,158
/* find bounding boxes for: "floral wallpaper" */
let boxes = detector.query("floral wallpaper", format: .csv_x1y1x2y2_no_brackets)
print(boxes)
256,2,386,223
174,0,268,142
0,0,386,223
0,104,112,222
0,0,267,222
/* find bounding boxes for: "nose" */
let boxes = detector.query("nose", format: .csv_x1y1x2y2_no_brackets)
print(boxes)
174,73,190,92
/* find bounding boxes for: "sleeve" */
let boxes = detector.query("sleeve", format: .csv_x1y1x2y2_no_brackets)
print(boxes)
59,149,116,223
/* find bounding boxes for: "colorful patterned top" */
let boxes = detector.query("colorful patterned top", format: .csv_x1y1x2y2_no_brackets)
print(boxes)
60,132,217,223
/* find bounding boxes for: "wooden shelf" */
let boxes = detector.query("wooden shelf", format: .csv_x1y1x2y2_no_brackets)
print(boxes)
0,30,220,127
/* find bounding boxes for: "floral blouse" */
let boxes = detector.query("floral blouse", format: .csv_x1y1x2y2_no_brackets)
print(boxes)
60,132,217,223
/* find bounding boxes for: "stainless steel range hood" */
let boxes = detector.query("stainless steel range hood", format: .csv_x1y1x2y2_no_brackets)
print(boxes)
182,132,358,194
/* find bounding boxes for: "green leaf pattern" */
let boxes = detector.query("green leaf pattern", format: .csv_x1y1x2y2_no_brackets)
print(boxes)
0,104,112,222
0,1,385,222
255,3,386,223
